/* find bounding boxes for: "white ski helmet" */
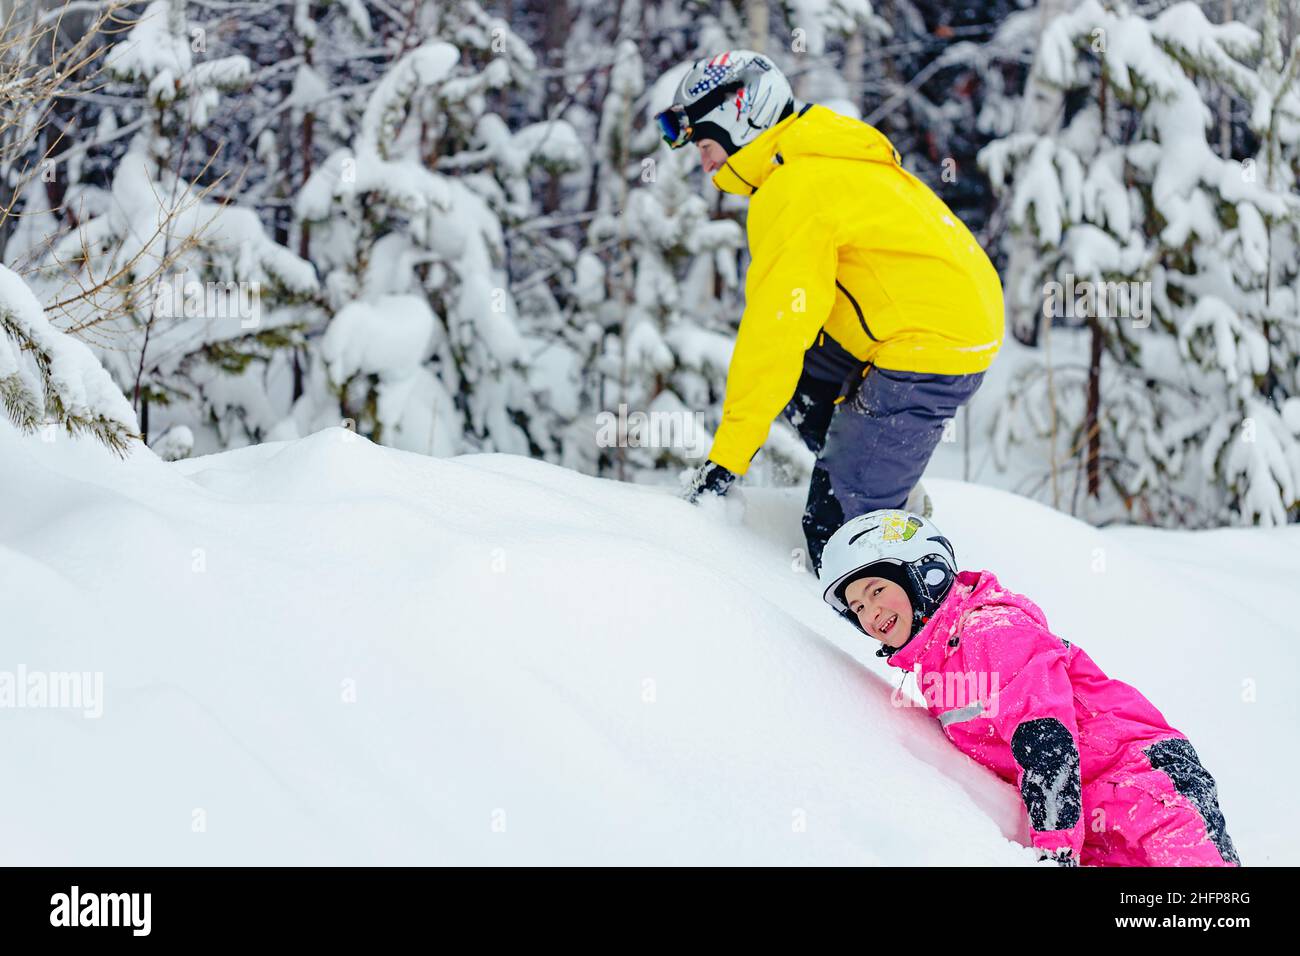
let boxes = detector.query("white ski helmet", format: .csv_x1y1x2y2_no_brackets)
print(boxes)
655,50,795,156
821,510,959,640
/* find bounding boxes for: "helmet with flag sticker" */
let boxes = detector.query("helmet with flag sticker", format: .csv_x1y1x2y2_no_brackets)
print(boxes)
654,50,795,156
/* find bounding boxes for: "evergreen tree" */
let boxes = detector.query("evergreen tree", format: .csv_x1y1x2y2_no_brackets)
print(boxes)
289,1,585,458
981,0,1300,525
27,0,319,456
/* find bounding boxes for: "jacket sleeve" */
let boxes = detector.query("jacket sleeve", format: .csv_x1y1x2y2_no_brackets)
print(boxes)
963,609,1085,861
706,174,840,476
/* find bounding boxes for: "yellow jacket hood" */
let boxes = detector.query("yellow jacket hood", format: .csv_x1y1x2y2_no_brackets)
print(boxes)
712,104,902,196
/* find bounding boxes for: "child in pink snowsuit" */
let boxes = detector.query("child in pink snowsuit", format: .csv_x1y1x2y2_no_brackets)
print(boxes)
820,509,1240,867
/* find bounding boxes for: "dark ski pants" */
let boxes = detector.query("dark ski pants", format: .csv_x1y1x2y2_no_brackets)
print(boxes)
780,338,984,575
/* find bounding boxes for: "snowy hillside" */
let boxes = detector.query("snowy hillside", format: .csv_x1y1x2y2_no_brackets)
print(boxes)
2,422,1296,865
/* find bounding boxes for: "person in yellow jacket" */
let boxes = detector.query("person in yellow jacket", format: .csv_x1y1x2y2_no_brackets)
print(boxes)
656,50,1003,574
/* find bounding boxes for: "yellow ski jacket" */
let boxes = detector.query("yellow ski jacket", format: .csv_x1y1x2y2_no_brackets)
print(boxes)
705,104,1004,476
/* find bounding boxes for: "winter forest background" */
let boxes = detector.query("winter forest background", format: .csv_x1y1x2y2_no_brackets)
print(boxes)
2,0,1297,530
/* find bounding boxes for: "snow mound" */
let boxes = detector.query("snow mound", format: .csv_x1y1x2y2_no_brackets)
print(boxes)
1,423,1294,864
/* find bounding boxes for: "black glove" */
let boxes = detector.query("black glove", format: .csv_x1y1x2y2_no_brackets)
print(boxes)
1036,847,1078,867
680,460,736,503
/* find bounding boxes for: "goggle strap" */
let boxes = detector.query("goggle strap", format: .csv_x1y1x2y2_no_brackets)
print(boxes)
685,81,744,125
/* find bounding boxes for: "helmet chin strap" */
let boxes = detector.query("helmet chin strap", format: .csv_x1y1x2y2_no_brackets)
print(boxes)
874,611,927,658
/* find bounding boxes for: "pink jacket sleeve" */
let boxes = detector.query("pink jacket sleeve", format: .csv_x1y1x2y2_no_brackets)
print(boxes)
961,606,1084,862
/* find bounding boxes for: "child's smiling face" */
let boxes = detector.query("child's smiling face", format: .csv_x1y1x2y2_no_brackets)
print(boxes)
843,576,913,647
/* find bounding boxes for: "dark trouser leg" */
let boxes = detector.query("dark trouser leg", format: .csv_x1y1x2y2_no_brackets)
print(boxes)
803,465,845,574
780,369,845,573
779,368,841,455
806,367,985,575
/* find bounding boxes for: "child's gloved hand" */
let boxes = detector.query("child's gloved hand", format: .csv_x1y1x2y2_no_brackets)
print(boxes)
679,460,736,503
1035,847,1078,867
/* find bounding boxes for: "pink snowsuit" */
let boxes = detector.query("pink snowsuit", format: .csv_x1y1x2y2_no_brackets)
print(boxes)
884,570,1239,867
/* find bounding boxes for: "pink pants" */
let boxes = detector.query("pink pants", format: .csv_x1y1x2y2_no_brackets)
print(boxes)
1080,738,1240,867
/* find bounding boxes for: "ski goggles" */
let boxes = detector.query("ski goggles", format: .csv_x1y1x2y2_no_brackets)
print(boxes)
654,105,694,149
654,81,743,150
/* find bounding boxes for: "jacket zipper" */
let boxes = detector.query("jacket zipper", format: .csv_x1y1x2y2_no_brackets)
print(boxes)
835,280,877,341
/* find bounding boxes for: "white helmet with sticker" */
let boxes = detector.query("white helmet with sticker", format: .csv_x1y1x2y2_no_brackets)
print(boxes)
654,50,795,155
821,509,958,638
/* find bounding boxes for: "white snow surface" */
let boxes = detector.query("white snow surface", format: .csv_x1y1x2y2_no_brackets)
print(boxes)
1,423,1295,865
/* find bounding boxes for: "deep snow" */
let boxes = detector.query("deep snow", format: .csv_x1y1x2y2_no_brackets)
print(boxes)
2,422,1295,864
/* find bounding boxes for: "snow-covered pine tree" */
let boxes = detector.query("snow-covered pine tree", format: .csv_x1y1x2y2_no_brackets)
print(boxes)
980,0,1300,527
582,36,748,482
28,0,319,457
216,1,383,426
450,6,589,469
1,263,139,453
0,1,139,453
289,1,587,459
778,0,884,118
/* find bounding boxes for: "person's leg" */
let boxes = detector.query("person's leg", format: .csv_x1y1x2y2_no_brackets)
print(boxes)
780,335,862,573
1084,740,1240,867
1138,738,1241,866
805,367,985,573
1081,778,1146,866
784,375,848,574
779,368,840,455
802,464,845,572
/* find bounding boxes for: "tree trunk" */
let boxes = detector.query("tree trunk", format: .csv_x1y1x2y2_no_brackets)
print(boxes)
1084,68,1109,501
541,0,568,214
746,0,768,53
1086,316,1102,499
1219,0,1234,158
1006,0,1069,346
293,4,317,403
